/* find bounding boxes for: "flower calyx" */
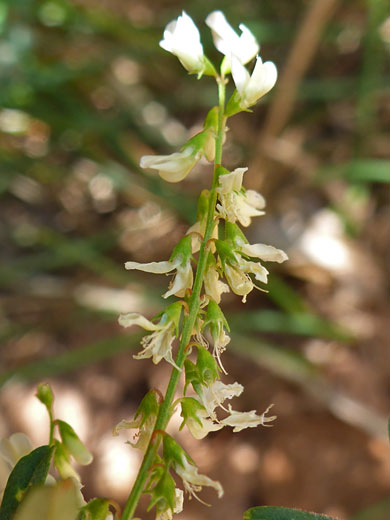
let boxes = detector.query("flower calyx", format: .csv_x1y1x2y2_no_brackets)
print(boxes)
125,235,193,299
113,390,160,452
179,397,222,440
118,302,183,369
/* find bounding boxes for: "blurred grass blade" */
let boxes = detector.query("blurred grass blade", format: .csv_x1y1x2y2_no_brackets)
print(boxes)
0,334,139,388
350,498,390,520
244,506,337,520
229,310,352,341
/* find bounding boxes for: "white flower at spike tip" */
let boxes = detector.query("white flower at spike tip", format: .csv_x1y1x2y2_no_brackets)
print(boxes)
231,54,277,110
216,167,266,227
205,10,259,70
160,11,205,75
140,146,201,183
125,258,192,299
118,312,180,369
220,404,277,432
175,454,223,499
199,380,243,420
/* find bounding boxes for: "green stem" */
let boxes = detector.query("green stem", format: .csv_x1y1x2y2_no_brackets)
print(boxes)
121,77,226,520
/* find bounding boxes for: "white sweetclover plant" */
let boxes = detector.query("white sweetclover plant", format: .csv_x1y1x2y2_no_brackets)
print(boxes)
117,10,284,520
3,10,342,520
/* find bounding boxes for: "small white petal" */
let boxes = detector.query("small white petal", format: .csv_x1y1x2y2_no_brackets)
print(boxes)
118,313,158,331
125,259,178,274
140,147,199,183
217,167,248,194
240,243,288,263
231,55,250,95
163,262,193,299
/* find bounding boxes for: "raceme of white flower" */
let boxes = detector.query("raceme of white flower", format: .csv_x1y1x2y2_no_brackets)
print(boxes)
0,11,287,520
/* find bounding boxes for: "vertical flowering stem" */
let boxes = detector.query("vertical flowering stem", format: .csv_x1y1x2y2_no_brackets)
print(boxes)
120,79,226,520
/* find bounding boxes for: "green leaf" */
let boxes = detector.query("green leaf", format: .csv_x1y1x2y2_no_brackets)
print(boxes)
244,506,338,520
0,445,54,520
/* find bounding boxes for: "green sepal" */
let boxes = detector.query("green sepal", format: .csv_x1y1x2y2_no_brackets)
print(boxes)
0,445,54,520
215,240,238,267
53,440,80,481
203,107,218,132
201,56,218,78
184,128,215,162
77,498,110,520
179,397,206,430
57,420,92,466
196,345,220,384
225,90,252,117
215,165,230,179
160,301,183,336
133,390,160,429
36,383,54,414
163,435,193,468
184,359,202,395
220,56,231,76
169,235,192,266
147,467,176,516
204,299,230,333
225,221,248,248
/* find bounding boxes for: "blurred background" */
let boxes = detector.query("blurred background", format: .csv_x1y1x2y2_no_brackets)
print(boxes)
0,1,389,519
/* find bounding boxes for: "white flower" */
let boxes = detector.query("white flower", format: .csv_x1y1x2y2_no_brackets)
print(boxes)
118,312,179,369
186,409,223,440
240,242,288,263
160,11,205,75
231,54,277,109
223,263,255,302
216,168,266,227
203,262,229,304
175,454,223,499
140,147,200,183
199,380,243,419
220,404,277,432
205,11,259,70
125,257,193,299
